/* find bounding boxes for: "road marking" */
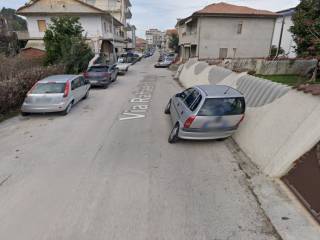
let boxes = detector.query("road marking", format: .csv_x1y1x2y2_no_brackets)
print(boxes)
119,77,156,121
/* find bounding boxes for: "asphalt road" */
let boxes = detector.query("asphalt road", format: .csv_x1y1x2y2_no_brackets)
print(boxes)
0,55,278,240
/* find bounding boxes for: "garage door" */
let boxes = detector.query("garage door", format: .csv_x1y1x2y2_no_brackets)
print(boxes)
282,142,320,224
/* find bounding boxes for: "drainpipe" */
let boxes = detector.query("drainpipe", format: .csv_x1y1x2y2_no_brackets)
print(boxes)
276,16,285,58
197,17,201,59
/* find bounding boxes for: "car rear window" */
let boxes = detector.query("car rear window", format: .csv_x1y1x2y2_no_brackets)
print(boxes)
88,66,109,72
198,97,245,116
31,82,65,94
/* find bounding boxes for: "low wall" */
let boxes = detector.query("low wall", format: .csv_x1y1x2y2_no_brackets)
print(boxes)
177,60,320,178
210,58,318,76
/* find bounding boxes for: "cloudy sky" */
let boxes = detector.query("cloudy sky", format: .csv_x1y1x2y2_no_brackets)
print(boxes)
0,0,300,37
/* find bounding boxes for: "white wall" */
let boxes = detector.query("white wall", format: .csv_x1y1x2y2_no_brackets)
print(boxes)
272,15,296,58
26,15,103,39
198,17,275,59
178,59,320,178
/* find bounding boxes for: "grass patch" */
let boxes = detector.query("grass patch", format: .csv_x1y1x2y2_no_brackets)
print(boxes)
255,74,309,86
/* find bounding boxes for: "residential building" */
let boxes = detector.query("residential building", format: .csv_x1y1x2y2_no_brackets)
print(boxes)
176,2,278,60
164,29,178,51
17,0,124,61
272,8,296,58
135,37,147,51
126,24,136,50
83,0,133,51
145,28,163,47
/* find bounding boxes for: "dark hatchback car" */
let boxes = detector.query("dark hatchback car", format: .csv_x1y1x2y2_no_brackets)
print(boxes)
84,64,119,88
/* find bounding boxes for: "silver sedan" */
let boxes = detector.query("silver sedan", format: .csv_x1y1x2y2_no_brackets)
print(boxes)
21,75,90,115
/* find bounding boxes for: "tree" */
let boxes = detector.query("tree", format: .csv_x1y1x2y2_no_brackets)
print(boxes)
44,17,93,74
169,33,179,53
0,8,27,31
290,0,320,81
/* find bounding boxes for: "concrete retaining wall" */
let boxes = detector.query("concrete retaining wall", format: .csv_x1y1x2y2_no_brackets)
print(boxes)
178,59,320,177
211,58,318,76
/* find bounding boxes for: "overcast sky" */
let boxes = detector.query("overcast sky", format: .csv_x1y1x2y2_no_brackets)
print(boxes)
0,0,300,37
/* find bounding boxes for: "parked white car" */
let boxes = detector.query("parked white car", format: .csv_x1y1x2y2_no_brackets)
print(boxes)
116,58,131,75
21,75,90,116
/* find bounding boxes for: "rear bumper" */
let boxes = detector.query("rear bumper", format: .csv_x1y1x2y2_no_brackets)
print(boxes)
88,79,109,87
21,102,68,113
178,127,236,140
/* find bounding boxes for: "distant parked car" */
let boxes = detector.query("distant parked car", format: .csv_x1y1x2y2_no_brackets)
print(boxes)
154,58,173,68
116,58,131,75
84,64,118,88
165,85,246,143
21,75,90,116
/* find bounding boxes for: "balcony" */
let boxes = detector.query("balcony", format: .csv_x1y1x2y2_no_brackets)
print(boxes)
125,8,132,19
180,31,197,45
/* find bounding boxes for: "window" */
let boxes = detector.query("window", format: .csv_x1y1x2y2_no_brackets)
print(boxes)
71,78,81,90
190,95,202,111
79,77,85,86
37,20,47,32
198,98,245,116
219,48,228,59
184,90,199,109
237,23,243,34
178,88,193,100
88,66,109,72
30,83,65,94
104,22,107,32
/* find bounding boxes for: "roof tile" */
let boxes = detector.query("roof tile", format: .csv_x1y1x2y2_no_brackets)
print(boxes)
196,2,277,16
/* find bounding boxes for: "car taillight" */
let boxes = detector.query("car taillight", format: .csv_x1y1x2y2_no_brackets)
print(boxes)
63,80,70,98
184,115,196,129
236,114,245,127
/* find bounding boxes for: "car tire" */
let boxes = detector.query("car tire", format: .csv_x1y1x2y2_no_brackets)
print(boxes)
62,102,73,116
113,73,118,82
168,123,180,144
21,112,29,116
103,84,108,89
164,100,171,114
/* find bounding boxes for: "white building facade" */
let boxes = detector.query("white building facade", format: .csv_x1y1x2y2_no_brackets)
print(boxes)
145,28,163,47
176,2,278,60
17,0,127,61
272,8,296,58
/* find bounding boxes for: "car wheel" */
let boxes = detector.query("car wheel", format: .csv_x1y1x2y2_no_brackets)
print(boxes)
103,84,109,89
168,123,180,144
164,99,171,114
62,102,73,116
21,112,29,116
113,73,118,82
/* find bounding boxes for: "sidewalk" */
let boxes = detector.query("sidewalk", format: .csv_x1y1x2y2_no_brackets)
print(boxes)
226,139,320,240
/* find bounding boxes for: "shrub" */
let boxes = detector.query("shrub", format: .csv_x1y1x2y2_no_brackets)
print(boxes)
0,55,64,115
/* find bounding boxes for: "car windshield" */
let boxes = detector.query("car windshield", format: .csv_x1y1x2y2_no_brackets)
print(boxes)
198,97,245,116
88,66,109,72
30,82,66,94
